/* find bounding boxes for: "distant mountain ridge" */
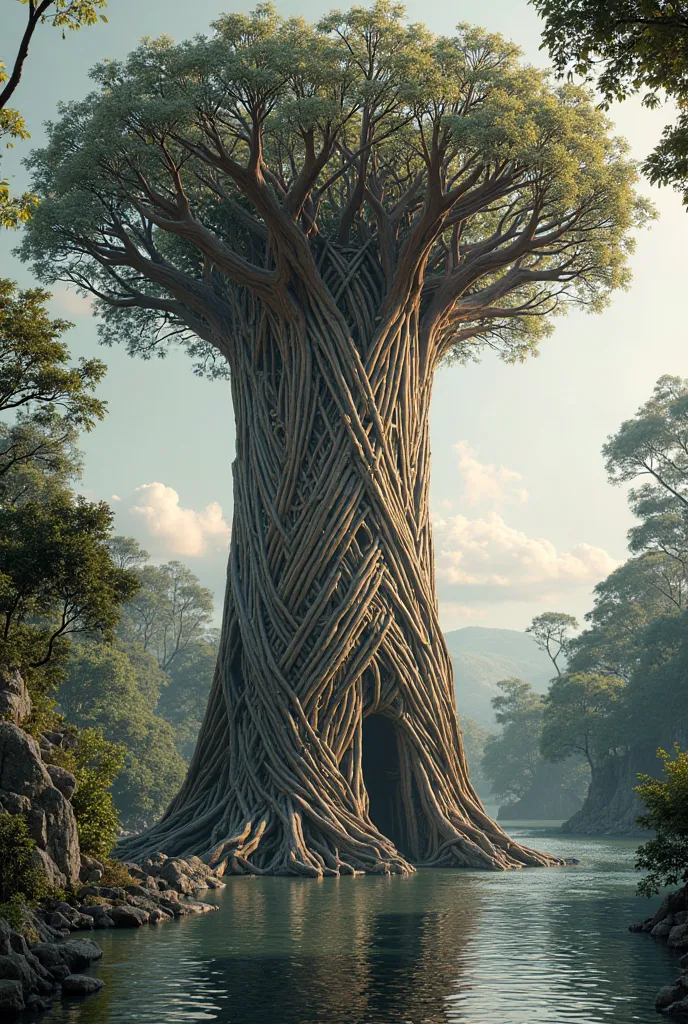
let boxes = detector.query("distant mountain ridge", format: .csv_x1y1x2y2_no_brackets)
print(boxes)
444,626,554,726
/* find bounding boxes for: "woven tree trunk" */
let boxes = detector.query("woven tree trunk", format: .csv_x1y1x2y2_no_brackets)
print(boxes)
119,265,559,876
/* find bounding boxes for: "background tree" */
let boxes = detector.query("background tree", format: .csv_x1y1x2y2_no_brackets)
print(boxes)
482,679,545,803
0,279,106,504
50,726,124,859
526,611,578,675
457,715,493,801
158,629,220,758
117,557,214,671
21,3,645,874
1,0,109,226
57,639,187,827
541,671,625,774
481,677,589,813
0,495,139,717
533,0,688,204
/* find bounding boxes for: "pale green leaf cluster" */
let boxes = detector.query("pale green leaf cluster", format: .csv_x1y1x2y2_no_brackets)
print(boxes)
17,2,648,369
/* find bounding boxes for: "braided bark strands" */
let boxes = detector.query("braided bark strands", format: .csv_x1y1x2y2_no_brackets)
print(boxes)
119,249,562,876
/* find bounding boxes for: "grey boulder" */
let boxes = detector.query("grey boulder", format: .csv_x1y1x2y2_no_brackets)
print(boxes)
0,978,24,1016
62,974,105,996
0,669,31,725
0,723,80,885
46,765,77,801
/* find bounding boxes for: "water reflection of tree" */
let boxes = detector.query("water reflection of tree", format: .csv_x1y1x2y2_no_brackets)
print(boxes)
42,876,483,1024
212,874,482,1024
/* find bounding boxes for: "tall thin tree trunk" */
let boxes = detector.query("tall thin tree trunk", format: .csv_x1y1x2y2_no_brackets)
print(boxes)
120,275,560,874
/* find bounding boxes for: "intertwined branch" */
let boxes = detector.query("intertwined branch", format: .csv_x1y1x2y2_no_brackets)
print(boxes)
23,3,643,873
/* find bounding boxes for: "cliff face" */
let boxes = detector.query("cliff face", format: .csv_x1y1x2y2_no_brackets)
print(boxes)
561,746,663,835
0,671,80,887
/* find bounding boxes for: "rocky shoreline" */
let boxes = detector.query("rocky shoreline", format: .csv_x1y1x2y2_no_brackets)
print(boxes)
0,854,225,1017
0,673,226,1017
631,885,688,1018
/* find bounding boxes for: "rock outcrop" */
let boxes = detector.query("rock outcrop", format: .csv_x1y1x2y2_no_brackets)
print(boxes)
562,748,658,835
0,669,31,725
125,854,226,895
0,915,103,1018
631,885,688,1017
0,723,80,886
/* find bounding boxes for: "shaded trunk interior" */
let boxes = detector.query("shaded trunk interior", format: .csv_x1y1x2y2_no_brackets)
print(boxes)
361,713,407,856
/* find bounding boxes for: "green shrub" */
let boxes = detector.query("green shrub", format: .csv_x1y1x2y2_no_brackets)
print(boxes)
0,813,51,906
0,900,25,930
51,728,125,860
636,746,688,897
99,859,133,888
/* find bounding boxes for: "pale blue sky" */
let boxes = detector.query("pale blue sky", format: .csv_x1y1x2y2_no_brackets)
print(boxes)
2,0,686,630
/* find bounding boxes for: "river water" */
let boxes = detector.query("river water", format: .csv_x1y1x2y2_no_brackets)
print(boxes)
39,823,679,1024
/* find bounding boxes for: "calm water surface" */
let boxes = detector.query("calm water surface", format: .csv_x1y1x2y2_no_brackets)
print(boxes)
40,824,680,1024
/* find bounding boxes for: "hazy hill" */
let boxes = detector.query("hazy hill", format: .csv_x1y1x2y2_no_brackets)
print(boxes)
444,626,554,726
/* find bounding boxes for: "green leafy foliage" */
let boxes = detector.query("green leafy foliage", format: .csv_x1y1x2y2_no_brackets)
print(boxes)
51,727,124,860
0,812,53,906
57,640,187,827
622,610,688,746
0,278,106,504
115,546,214,671
533,1,688,204
0,279,106,426
526,611,578,675
541,672,625,771
482,679,548,802
636,746,688,897
483,677,589,809
0,495,139,681
18,3,647,372
158,631,219,758
98,859,133,888
1,1,109,227
457,715,494,797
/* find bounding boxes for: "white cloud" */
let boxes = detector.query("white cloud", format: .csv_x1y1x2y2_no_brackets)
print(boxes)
454,440,528,507
129,482,230,558
111,494,121,502
438,602,487,621
50,285,93,317
433,512,618,601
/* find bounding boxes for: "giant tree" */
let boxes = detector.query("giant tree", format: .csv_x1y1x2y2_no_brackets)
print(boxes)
20,4,645,875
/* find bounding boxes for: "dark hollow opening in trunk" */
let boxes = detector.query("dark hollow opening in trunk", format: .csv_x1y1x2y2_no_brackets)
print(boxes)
361,713,407,856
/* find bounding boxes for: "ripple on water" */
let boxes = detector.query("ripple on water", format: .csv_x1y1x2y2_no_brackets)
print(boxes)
38,827,679,1024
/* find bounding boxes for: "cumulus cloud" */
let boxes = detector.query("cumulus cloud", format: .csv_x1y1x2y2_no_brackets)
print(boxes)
454,440,528,507
433,511,618,601
129,482,230,558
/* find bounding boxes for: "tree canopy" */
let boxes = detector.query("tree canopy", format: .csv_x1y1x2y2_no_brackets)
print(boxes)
0,495,139,676
541,671,624,771
1,1,110,227
58,639,187,827
526,610,577,675
0,279,106,503
19,2,647,374
533,1,688,202
481,678,545,802
113,541,215,671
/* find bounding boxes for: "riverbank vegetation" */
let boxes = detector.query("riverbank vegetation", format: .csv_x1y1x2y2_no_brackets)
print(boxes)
500,376,688,835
